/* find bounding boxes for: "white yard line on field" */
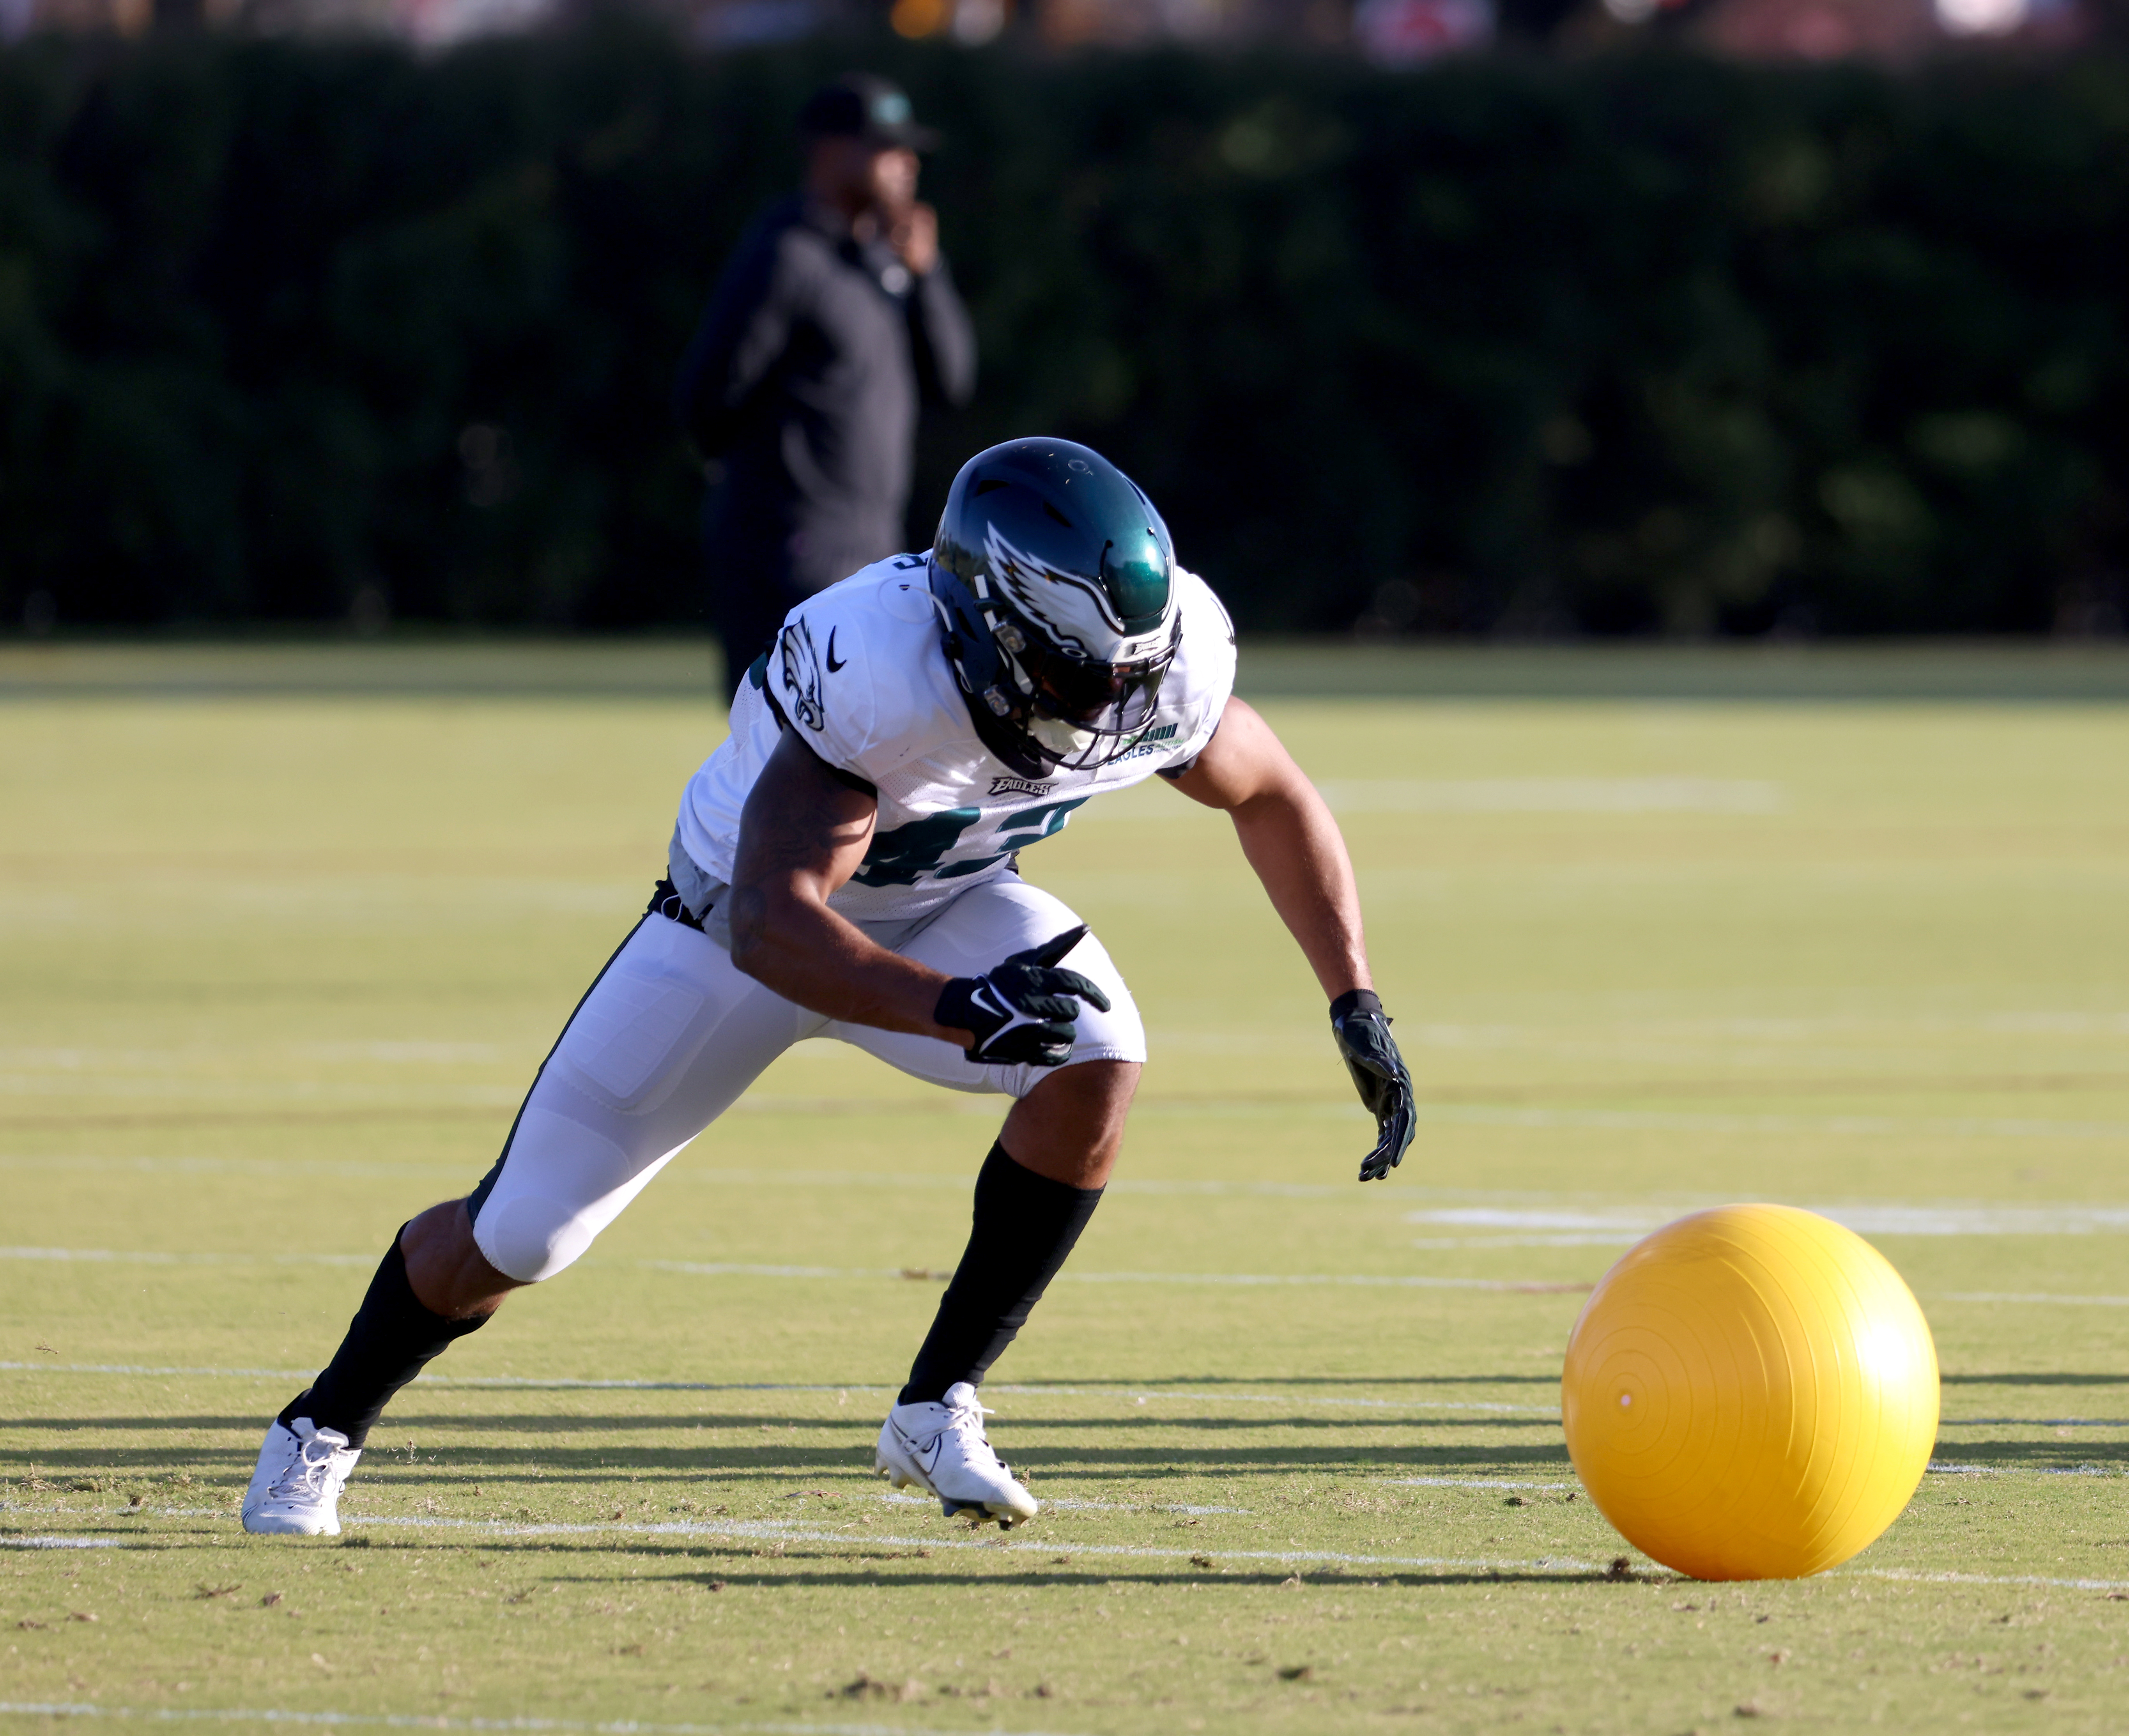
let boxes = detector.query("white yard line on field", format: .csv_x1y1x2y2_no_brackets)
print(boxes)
0,1361,871,1385
0,1247,1596,1294
0,1154,467,1179
638,1262,870,1279
998,1385,1558,1414
1323,777,1789,814
345,1511,1617,1578
0,1362,1561,1414
0,1154,1386,1197
0,1361,321,1379
2,1504,1607,1575
1414,1236,1639,1249
0,1536,129,1549
1858,1567,2129,1593
0,1704,1084,1736
14,1508,2129,1596
678,1168,1362,1200
1408,1106,2129,1141
11,1359,2117,1428
1928,1461,2125,1475
1080,776,1786,816
1059,1271,1590,1292
875,1491,1248,1514
18,1161,2129,1209
1122,1100,2129,1141
643,1261,1590,1293
1413,1203,2129,1237
1939,1291,2129,1306
0,1248,374,1267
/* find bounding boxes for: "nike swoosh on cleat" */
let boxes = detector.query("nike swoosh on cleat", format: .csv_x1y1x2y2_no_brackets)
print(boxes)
826,628,846,672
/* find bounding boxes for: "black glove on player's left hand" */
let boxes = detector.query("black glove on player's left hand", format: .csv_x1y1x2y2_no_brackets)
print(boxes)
936,926,1113,1069
1331,989,1415,1183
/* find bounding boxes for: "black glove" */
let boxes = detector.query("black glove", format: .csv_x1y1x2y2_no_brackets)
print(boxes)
936,926,1113,1068
1331,988,1415,1182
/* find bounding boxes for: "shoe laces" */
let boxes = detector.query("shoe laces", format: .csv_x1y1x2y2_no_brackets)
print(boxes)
940,1392,1003,1465
269,1433,344,1502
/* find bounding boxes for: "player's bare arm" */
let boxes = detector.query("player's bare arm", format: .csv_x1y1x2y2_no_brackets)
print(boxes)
1168,696,1371,1000
727,729,966,1042
1171,695,1416,1183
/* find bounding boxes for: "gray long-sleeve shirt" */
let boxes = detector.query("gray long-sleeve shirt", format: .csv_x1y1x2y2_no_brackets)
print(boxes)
674,195,977,596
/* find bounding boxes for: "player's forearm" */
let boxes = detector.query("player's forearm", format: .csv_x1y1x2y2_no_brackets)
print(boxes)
1229,781,1373,1003
727,884,970,1043
726,730,970,1038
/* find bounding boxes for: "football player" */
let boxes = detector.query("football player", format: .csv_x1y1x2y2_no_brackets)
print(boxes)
242,438,1416,1536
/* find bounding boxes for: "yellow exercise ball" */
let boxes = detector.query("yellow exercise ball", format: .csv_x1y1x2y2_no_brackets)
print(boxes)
1561,1203,1939,1581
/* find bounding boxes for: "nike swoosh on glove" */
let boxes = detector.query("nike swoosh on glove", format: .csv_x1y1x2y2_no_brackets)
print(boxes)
935,926,1113,1068
1331,988,1415,1182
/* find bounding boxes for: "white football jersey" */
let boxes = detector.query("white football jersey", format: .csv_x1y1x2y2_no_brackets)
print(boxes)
675,553,1238,925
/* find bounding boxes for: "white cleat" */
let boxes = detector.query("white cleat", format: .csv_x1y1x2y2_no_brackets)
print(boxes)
242,1417,360,1537
875,1381,1039,1529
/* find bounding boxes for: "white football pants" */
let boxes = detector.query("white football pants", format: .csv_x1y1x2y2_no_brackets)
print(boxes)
467,873,1143,1284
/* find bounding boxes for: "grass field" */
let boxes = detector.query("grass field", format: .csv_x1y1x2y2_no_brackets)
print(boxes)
5,641,2129,1734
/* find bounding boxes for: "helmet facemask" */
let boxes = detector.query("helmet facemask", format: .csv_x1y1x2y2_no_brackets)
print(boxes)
984,598,1179,773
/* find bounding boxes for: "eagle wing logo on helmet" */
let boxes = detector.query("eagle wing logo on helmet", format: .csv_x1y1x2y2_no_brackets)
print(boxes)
982,525,1137,659
779,616,828,732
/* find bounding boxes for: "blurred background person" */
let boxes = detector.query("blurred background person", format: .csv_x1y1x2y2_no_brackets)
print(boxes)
674,73,977,693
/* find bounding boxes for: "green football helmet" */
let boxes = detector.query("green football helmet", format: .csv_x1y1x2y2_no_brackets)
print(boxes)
929,438,1181,780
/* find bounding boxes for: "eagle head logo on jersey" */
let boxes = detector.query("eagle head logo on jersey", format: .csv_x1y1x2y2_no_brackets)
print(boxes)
778,616,828,733
929,439,1182,782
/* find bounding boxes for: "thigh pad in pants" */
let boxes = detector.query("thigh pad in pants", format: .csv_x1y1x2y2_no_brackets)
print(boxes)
470,915,819,1282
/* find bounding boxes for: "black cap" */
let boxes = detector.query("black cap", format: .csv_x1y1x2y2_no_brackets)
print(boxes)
797,73,940,152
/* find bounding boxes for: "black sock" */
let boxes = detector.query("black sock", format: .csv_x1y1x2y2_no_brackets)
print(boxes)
899,1141,1104,1407
278,1229,489,1450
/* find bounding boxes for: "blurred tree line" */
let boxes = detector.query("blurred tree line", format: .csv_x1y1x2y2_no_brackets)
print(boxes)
3,28,2126,637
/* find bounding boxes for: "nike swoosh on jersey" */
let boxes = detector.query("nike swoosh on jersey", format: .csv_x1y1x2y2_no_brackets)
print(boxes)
826,628,846,672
